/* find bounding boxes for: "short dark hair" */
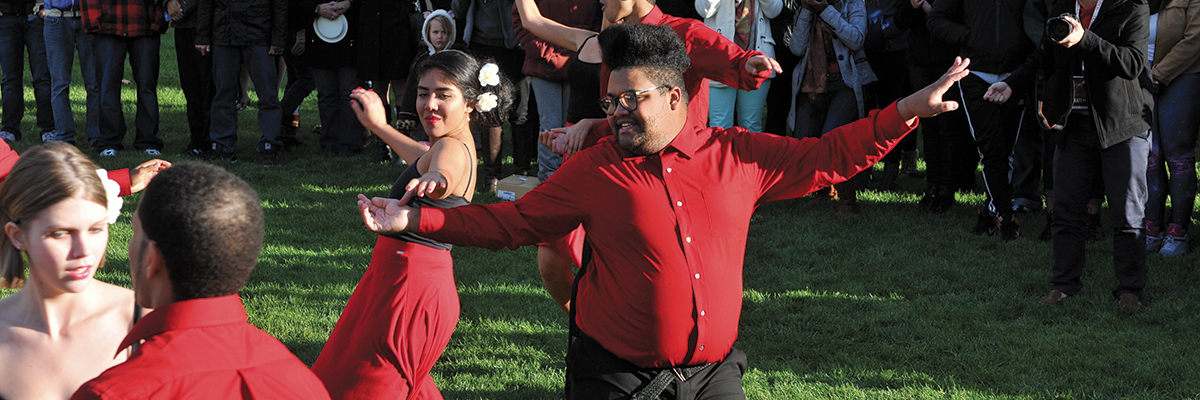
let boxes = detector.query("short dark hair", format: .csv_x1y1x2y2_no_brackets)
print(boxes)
413,50,515,128
137,163,263,301
599,23,690,99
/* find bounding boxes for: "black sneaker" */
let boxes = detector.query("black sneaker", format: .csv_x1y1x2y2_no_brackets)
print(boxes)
918,185,940,210
927,188,955,213
206,144,237,162
261,143,279,166
971,210,998,236
179,147,205,157
999,214,1020,242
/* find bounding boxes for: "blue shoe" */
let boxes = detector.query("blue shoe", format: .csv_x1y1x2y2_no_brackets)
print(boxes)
99,148,117,157
1160,224,1188,257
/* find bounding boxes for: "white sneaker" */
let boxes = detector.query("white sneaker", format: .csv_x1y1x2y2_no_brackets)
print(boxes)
1161,234,1188,257
0,131,15,143
42,132,57,143
144,149,161,156
99,149,117,157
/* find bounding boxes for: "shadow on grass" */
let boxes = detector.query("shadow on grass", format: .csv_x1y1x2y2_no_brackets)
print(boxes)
734,197,1200,398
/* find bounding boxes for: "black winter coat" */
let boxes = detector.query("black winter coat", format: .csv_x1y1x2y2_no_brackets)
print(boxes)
927,0,1035,74
197,0,288,48
1005,0,1152,148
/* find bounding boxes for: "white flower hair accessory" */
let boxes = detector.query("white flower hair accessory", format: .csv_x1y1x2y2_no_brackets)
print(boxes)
95,169,123,224
478,63,500,87
476,92,498,112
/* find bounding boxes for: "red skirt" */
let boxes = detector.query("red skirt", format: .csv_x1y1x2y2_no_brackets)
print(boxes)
312,236,460,400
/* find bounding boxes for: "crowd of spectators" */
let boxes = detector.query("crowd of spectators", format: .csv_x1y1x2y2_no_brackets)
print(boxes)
0,0,1193,249
0,0,1195,398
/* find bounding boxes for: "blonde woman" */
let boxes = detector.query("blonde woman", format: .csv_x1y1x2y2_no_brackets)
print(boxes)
0,142,167,399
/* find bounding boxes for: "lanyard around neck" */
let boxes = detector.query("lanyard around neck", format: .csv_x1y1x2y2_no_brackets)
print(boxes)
1076,0,1104,29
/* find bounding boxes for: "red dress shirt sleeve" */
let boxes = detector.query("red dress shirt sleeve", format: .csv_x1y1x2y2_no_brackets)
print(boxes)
106,168,133,197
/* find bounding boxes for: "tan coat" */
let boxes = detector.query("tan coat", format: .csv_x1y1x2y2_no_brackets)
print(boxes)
1153,0,1200,86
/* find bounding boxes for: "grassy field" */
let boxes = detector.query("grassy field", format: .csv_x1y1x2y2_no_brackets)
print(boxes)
4,30,1200,399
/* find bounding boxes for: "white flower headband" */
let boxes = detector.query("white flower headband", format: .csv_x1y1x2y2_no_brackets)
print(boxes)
476,63,499,112
95,169,123,224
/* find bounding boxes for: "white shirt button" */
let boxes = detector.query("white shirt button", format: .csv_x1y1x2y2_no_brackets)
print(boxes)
694,273,700,279
685,237,692,243
676,201,683,207
666,168,672,173
700,311,706,316
699,346,705,351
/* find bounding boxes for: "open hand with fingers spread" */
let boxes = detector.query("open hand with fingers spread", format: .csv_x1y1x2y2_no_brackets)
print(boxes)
357,193,417,234
897,57,972,122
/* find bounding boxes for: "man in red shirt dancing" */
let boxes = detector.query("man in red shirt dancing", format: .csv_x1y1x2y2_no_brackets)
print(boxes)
357,23,968,399
72,163,330,400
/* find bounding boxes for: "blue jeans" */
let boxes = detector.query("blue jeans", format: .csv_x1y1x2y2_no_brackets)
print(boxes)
0,13,53,139
92,33,160,151
1146,72,1200,231
531,77,565,180
43,15,98,143
794,76,856,139
210,45,281,153
708,79,771,132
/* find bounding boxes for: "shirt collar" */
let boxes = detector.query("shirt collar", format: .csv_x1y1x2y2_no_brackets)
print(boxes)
641,5,667,24
117,294,249,355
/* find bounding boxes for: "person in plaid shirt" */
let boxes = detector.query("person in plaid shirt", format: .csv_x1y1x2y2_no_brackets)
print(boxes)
80,0,167,156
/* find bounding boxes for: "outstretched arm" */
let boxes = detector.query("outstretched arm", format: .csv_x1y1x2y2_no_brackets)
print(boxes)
513,0,597,51
358,194,419,235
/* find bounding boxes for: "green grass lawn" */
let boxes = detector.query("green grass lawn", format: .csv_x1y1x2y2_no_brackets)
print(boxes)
4,30,1200,399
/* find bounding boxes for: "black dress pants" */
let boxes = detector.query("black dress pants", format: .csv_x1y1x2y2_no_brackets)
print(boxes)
1050,114,1148,299
174,27,213,151
565,333,747,400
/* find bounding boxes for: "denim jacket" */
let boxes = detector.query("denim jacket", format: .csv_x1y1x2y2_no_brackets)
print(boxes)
787,0,877,130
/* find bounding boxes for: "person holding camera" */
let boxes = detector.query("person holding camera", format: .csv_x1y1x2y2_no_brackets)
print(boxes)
986,0,1152,311
927,0,1034,241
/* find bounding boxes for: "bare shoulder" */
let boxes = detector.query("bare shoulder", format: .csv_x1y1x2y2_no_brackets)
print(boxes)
88,282,138,327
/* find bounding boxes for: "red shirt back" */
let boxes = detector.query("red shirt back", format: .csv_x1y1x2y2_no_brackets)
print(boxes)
72,295,330,400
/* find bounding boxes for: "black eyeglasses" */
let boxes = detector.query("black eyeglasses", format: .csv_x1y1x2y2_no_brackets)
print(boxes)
599,85,670,115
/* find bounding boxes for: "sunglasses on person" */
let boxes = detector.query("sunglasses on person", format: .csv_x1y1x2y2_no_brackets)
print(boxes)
599,85,670,115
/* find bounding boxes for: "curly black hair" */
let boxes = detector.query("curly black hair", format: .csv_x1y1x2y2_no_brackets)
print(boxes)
137,163,263,301
599,23,691,99
413,50,515,128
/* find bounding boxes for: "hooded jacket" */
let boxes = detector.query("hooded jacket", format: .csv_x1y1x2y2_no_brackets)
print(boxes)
422,9,456,55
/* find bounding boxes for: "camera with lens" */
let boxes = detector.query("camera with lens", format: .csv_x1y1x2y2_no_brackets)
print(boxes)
1046,13,1078,42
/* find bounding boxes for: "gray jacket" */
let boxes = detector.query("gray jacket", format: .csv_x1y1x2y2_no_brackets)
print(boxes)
788,0,877,130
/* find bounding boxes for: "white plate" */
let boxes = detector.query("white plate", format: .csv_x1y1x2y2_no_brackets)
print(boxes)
313,15,347,43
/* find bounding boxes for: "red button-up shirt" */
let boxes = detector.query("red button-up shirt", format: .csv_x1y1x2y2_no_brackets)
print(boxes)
419,102,915,368
71,295,330,400
597,5,769,132
80,0,167,37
